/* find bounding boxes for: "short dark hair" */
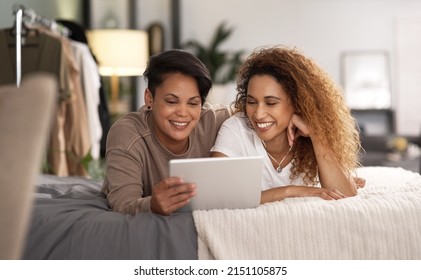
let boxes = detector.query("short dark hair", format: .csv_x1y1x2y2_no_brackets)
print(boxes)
143,49,212,104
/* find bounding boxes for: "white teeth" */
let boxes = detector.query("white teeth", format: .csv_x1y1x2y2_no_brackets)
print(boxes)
256,122,273,129
171,121,188,127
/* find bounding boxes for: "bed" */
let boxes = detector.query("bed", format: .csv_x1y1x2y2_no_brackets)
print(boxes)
23,166,421,260
23,175,198,260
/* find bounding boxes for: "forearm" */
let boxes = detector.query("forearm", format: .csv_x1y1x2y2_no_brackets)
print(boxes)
261,184,349,204
261,186,308,204
104,149,150,214
312,138,357,196
105,185,152,214
261,187,289,204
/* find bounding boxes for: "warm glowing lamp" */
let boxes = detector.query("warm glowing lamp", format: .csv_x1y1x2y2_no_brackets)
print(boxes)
88,29,148,113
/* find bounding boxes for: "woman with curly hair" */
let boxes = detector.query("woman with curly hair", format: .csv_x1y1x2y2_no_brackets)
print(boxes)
211,46,363,203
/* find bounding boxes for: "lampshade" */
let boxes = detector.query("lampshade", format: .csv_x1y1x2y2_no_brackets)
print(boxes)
87,29,149,76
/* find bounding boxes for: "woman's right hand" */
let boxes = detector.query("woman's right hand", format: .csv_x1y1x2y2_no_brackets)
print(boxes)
150,177,197,215
287,113,311,146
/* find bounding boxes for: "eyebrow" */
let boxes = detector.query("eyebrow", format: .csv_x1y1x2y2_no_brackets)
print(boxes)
164,93,201,101
264,96,281,100
246,94,281,101
189,96,201,101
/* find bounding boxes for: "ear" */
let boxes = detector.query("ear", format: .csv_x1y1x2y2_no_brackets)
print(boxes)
144,88,153,107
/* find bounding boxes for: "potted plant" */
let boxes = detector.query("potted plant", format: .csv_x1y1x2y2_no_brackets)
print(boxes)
183,22,244,104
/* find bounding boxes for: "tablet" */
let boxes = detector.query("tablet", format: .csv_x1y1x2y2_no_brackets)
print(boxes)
169,156,263,210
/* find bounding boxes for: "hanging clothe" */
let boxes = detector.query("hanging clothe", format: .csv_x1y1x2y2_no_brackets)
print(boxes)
0,29,63,92
71,40,102,160
56,19,111,159
0,23,91,176
37,27,92,176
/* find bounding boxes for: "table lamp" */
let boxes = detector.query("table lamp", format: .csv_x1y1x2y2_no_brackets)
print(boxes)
87,29,148,113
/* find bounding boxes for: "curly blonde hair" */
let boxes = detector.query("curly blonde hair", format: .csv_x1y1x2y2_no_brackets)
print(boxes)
234,46,361,185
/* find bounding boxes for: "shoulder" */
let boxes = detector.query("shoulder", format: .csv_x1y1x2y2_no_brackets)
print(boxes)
222,113,249,130
198,103,231,132
211,113,255,157
200,102,231,122
107,108,150,150
216,113,253,141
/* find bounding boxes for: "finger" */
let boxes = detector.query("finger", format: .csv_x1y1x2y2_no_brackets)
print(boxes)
164,187,197,213
319,192,335,200
355,177,366,189
162,176,185,187
151,179,188,214
319,189,346,200
171,189,196,204
151,186,196,215
329,190,347,200
170,183,196,196
165,197,193,214
154,177,185,194
287,121,296,146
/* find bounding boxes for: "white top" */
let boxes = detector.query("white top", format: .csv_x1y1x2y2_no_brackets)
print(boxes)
211,114,305,190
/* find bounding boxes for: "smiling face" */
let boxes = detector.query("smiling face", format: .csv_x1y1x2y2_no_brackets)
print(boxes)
145,72,202,154
245,74,295,147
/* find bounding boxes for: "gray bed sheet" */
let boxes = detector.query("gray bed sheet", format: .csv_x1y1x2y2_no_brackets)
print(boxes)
23,174,198,260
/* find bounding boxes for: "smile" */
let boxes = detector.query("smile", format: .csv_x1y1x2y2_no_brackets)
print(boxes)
170,120,189,127
256,122,274,129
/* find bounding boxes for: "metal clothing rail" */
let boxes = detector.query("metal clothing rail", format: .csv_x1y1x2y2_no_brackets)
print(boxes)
14,7,22,87
12,5,70,87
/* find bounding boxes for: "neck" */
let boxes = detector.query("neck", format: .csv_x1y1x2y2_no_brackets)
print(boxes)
262,139,294,173
170,139,189,155
262,138,290,155
160,137,189,155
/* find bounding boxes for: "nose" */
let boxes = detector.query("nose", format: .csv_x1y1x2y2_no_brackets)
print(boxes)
253,103,267,120
176,103,188,117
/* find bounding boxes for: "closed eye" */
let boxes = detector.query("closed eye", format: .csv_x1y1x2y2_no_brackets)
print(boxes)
264,96,281,106
188,102,200,107
246,97,257,105
166,99,178,105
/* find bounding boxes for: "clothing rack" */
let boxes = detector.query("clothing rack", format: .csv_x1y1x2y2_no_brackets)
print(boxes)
12,5,70,87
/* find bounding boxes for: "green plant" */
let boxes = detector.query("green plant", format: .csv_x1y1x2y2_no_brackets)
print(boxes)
183,22,244,84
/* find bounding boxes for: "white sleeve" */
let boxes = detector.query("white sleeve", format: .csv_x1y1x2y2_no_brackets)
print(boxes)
211,116,246,157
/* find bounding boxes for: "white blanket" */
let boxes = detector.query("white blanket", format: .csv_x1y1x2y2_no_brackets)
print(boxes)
193,167,421,259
